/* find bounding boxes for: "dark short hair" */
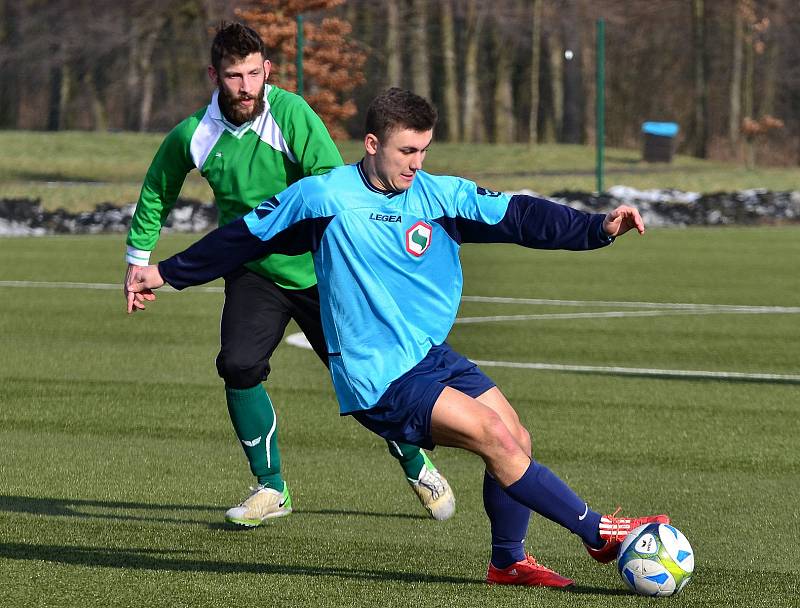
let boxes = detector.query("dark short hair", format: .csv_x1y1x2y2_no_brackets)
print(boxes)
365,88,438,141
211,22,266,72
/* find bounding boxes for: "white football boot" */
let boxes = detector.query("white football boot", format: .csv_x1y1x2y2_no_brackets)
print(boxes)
408,452,455,521
225,484,292,527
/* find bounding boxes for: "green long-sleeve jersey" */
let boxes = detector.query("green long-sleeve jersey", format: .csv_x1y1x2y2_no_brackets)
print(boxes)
125,84,343,289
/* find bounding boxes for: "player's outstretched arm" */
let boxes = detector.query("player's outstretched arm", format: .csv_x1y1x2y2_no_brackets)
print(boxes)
603,205,645,237
126,265,165,314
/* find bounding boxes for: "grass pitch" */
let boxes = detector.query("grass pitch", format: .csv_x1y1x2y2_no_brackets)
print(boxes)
1,227,799,607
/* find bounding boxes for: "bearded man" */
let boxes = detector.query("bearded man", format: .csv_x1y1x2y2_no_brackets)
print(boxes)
123,23,455,526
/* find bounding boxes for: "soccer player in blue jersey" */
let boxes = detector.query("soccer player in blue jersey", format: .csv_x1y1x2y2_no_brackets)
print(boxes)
127,88,669,587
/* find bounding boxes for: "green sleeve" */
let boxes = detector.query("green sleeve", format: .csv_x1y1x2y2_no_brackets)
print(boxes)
272,92,344,178
126,117,197,252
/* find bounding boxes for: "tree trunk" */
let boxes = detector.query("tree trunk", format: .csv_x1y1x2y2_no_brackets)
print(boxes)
410,0,430,99
125,19,142,131
440,0,460,142
84,71,108,131
743,17,755,168
761,37,778,116
47,63,62,131
48,56,72,131
743,20,753,121
0,0,19,127
492,16,515,144
692,0,708,158
543,31,563,143
463,0,485,142
385,0,402,87
137,25,163,131
729,0,743,144
529,0,543,143
561,2,583,144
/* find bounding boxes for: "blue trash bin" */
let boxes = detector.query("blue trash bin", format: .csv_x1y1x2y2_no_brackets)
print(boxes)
642,121,679,163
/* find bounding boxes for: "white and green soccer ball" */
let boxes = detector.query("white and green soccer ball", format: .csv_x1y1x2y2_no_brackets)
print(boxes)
617,523,694,597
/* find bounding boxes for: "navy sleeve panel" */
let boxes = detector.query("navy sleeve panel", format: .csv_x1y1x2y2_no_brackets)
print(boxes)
454,194,613,250
159,216,332,290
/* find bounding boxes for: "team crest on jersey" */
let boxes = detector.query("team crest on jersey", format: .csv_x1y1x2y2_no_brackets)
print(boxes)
405,221,432,257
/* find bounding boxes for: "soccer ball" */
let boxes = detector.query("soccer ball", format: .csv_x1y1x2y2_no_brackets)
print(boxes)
617,523,694,596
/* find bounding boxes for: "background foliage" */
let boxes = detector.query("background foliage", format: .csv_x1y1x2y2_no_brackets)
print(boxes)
1,0,798,166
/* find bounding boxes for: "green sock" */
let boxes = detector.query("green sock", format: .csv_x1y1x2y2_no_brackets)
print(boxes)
386,440,427,481
225,385,284,491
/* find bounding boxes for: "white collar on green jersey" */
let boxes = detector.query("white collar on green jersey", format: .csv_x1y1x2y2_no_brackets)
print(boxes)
209,84,273,139
198,84,297,165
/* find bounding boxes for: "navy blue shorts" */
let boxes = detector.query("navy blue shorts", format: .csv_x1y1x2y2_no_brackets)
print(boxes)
350,343,495,450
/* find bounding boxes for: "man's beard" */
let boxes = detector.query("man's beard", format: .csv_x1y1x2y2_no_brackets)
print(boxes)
218,81,266,125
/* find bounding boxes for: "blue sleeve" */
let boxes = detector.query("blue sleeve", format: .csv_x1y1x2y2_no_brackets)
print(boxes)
159,181,329,290
444,182,613,250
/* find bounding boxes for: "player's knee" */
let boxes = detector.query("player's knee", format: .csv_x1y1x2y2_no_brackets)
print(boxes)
481,412,523,459
216,353,269,389
516,425,532,456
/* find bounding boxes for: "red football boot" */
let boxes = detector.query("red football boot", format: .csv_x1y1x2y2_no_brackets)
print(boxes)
585,508,671,563
486,554,574,588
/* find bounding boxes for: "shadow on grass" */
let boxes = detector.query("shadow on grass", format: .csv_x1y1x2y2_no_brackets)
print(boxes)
565,585,631,596
298,508,426,521
0,495,427,527
0,495,217,525
0,541,483,585
0,541,629,593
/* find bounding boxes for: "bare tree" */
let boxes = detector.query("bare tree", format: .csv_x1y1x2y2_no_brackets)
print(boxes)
385,0,402,87
462,0,486,142
561,0,584,144
692,0,709,158
729,0,744,144
410,0,431,99
491,7,515,144
440,0,460,142
529,0,543,143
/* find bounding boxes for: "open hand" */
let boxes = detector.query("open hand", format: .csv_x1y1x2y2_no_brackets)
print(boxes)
603,205,645,237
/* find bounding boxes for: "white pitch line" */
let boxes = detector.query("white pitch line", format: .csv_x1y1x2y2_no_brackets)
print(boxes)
471,359,800,383
283,331,800,383
2,281,798,313
3,281,799,321
0,280,222,293
4,279,796,383
462,295,800,312
456,307,800,324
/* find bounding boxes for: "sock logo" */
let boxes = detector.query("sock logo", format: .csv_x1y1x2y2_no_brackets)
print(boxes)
241,437,262,447
578,503,589,521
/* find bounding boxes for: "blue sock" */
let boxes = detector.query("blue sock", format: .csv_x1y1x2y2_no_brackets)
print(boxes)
504,460,604,549
483,471,530,568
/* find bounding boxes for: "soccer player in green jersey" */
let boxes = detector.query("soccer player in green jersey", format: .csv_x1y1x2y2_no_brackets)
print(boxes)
124,23,454,525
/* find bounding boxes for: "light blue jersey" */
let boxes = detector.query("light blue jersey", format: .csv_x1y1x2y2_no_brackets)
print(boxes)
161,162,614,414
